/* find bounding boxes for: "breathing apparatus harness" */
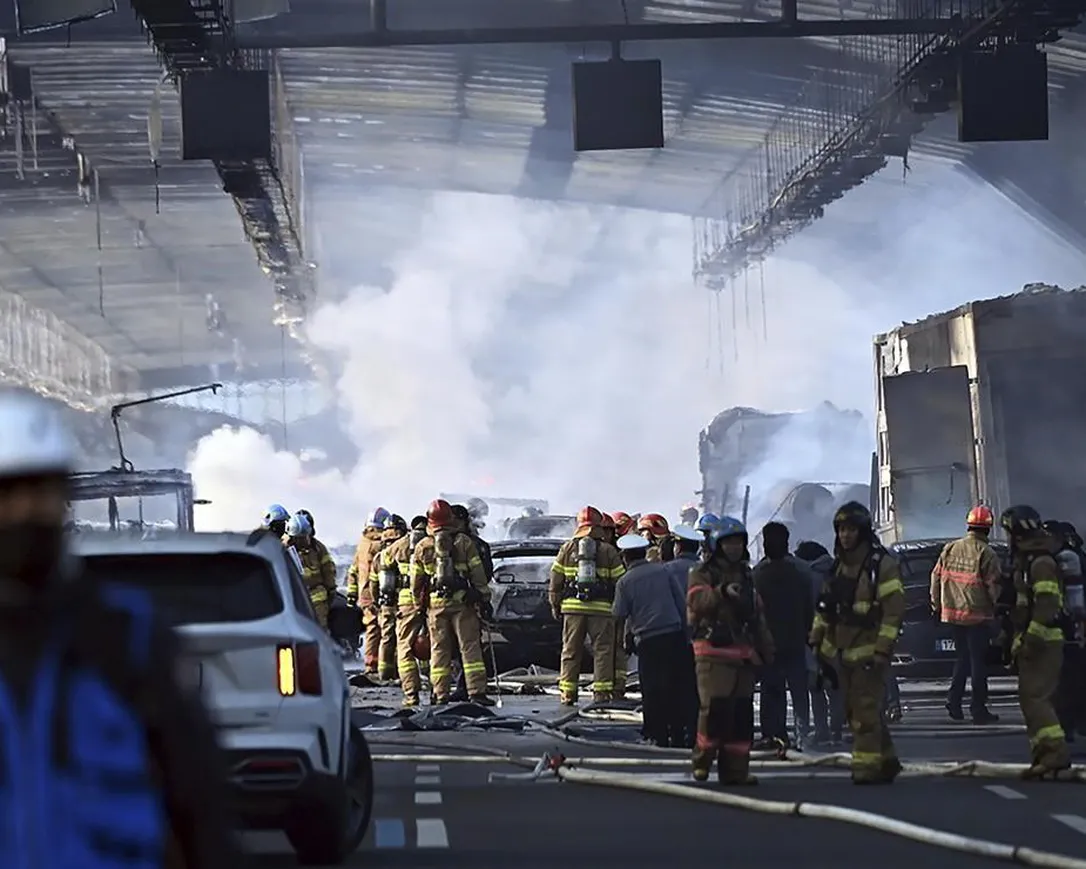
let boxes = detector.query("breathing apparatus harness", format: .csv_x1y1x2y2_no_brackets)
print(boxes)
563,534,613,603
699,548,759,655
818,545,885,630
431,529,478,602
377,532,408,607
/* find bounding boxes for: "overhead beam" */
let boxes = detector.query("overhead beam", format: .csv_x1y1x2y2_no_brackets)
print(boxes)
236,17,962,50
137,356,316,391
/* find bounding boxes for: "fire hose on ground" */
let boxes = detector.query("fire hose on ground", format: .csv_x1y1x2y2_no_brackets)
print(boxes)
362,731,1086,869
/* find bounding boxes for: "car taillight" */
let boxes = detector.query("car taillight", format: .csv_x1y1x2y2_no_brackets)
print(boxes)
277,642,322,697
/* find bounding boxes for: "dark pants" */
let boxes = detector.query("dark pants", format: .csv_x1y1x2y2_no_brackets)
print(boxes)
759,652,810,742
810,672,846,741
637,631,697,748
947,622,991,715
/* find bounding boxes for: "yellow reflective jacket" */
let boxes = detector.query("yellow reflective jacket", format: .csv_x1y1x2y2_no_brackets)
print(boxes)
347,526,385,601
549,528,626,616
809,543,905,667
1011,537,1065,649
930,531,1001,625
372,530,416,608
687,557,774,667
410,529,490,611
290,536,337,604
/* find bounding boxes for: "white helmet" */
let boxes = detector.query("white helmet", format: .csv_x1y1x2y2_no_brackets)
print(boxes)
0,391,75,477
285,512,312,538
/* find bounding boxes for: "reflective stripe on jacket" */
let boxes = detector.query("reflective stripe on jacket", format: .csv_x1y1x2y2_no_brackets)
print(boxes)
347,527,384,600
411,530,490,610
930,532,1000,624
1012,540,1065,645
548,531,626,616
379,533,418,607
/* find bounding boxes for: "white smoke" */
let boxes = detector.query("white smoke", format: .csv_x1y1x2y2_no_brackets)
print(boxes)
189,159,1086,545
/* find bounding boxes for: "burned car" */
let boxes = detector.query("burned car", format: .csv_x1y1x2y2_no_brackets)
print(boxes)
485,538,565,670
502,514,576,541
891,538,1010,678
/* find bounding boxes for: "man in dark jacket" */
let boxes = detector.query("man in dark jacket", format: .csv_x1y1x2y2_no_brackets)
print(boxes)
613,533,696,747
796,540,845,746
754,522,815,749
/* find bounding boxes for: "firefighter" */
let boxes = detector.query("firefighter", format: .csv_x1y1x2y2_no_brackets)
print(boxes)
410,499,493,706
611,511,637,538
284,511,337,629
809,501,905,785
929,504,1002,724
687,516,774,784
679,504,700,526
370,514,408,681
600,513,627,698
549,506,626,705
638,513,673,562
347,507,390,675
453,503,494,581
378,515,428,706
260,504,289,538
1043,520,1086,742
1001,506,1072,776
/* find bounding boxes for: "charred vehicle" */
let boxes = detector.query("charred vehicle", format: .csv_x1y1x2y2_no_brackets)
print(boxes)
485,538,564,670
890,537,1009,678
502,514,576,541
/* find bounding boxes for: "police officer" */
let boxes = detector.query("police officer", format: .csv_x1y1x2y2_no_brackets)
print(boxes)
411,499,493,706
371,514,408,681
549,506,626,705
809,501,905,785
0,390,240,867
284,511,337,629
1002,506,1072,776
687,516,774,784
348,507,391,675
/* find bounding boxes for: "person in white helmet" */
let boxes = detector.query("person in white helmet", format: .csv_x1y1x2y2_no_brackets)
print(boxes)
0,390,240,868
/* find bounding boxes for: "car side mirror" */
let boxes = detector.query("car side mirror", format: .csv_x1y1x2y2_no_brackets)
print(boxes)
495,571,516,584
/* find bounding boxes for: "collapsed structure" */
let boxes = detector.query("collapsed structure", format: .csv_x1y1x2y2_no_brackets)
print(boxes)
872,283,1086,543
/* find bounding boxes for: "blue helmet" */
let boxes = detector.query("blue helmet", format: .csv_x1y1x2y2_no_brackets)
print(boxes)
263,504,289,527
695,513,720,535
367,507,390,529
286,511,312,538
708,515,747,550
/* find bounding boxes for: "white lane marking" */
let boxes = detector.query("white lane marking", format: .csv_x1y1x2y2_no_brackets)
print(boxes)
415,791,443,805
416,818,449,848
985,785,1028,800
415,774,441,786
1052,815,1086,836
416,764,440,773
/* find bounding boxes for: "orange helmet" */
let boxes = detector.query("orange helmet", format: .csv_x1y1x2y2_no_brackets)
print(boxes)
611,511,636,536
427,498,455,529
411,630,431,661
576,506,603,528
966,504,994,529
638,513,670,538
599,512,615,530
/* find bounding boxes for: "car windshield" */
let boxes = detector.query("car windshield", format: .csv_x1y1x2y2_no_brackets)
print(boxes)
82,552,284,626
491,555,553,583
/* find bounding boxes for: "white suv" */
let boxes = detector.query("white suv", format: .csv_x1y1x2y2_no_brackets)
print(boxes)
73,529,374,866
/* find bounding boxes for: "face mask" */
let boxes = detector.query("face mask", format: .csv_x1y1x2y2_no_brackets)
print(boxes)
0,522,65,588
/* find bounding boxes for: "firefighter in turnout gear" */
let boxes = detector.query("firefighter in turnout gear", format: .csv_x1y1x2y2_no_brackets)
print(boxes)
809,501,906,784
381,515,429,706
687,516,774,784
600,512,627,698
410,499,493,706
284,511,337,629
370,514,408,681
1002,505,1072,776
549,506,626,705
638,513,673,563
611,511,637,538
348,507,390,675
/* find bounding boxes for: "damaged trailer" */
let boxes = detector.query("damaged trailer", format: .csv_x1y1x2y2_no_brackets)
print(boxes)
872,283,1086,544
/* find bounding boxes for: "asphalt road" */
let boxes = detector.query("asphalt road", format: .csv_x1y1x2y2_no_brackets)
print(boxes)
246,682,1086,868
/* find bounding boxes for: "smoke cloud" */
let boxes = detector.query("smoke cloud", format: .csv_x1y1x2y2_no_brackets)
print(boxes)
189,158,1086,544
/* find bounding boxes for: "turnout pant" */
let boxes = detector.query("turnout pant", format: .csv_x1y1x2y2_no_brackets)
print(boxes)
559,613,615,702
637,631,697,747
840,660,897,782
377,606,399,680
310,597,329,631
394,606,425,705
360,587,381,672
693,658,756,783
759,652,810,744
1018,641,1070,769
612,618,628,698
429,603,487,701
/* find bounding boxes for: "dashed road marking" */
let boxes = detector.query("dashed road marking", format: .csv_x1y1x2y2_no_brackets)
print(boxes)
374,818,406,848
415,774,441,786
984,785,1028,800
1052,815,1086,836
416,818,449,848
415,790,443,805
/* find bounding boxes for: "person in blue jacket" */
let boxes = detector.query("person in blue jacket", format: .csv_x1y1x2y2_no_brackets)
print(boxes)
0,390,241,869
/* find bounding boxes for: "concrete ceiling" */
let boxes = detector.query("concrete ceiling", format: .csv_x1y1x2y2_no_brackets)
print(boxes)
0,0,1084,393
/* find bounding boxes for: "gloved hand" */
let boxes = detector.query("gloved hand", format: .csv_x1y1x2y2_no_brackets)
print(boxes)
929,599,940,622
346,593,358,607
478,600,494,623
623,633,637,656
